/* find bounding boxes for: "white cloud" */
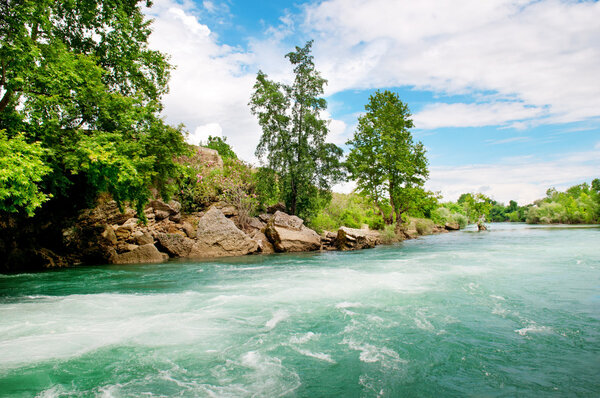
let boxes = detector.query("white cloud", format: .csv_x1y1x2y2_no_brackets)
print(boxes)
189,122,222,146
413,102,546,130
426,148,600,205
303,0,600,128
146,0,260,160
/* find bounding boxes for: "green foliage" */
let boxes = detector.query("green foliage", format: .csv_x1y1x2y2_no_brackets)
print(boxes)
430,206,468,228
175,154,258,226
204,136,237,160
0,0,185,217
380,225,398,244
308,193,384,233
249,41,344,219
526,181,599,224
253,167,280,209
346,90,429,227
415,219,434,235
0,131,51,215
460,193,493,224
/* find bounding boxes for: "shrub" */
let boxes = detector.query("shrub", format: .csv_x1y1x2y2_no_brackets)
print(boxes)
415,219,434,235
381,225,397,244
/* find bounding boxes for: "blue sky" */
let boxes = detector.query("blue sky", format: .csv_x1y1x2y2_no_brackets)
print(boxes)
145,0,600,204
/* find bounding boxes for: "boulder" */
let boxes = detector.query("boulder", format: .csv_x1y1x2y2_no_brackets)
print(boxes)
264,211,321,252
246,217,266,232
79,200,136,226
110,244,168,264
266,202,287,214
188,208,258,258
132,230,154,245
149,199,178,215
271,211,304,230
195,146,223,168
213,203,238,217
115,225,132,240
249,230,275,254
336,227,381,251
445,222,460,231
154,209,171,221
182,221,196,238
258,213,273,224
156,233,194,257
320,231,338,250
101,226,117,245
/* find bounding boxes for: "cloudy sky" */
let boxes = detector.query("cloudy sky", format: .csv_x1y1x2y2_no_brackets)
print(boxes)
145,0,600,205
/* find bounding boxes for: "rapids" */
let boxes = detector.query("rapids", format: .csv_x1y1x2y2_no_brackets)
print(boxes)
1,223,599,396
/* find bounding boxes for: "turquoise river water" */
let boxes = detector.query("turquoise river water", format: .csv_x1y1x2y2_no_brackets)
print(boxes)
0,223,599,397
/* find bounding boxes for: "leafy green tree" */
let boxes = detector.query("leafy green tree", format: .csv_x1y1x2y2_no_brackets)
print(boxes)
0,130,51,215
249,40,343,218
461,193,493,230
205,135,237,160
0,0,186,216
346,90,429,227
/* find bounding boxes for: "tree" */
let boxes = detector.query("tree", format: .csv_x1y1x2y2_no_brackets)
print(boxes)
204,135,237,160
461,193,493,230
0,0,186,217
249,40,343,218
346,90,429,227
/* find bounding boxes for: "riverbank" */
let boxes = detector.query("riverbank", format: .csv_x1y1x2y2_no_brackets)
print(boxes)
0,189,459,272
0,196,457,272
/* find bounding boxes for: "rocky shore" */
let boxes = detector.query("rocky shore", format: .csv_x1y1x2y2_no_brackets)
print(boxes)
58,198,459,266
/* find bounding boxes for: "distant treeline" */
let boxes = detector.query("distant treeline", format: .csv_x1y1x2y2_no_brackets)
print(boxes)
433,180,600,225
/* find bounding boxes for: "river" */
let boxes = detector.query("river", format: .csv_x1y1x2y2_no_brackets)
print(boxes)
1,223,599,397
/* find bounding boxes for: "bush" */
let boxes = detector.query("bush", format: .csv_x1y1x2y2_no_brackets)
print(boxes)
453,213,468,229
307,192,385,232
415,219,434,235
381,225,397,244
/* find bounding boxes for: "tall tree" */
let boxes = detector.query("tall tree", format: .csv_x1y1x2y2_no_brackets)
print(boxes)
0,0,186,216
249,40,343,218
346,90,429,227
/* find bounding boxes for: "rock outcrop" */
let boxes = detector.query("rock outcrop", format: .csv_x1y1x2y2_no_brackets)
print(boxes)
156,233,194,257
110,244,169,264
336,227,381,251
189,208,258,258
264,211,321,252
445,222,460,231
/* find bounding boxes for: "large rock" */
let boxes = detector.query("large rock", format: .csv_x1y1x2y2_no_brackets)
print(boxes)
445,222,460,231
249,230,275,254
79,200,136,226
188,208,258,258
110,244,168,264
336,227,381,251
264,211,321,252
148,199,179,215
195,146,223,168
156,233,194,257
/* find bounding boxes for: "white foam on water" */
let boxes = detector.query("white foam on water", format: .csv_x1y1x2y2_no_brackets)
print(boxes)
343,338,407,367
239,351,301,396
289,332,316,344
414,310,434,331
335,302,363,309
35,385,67,398
490,295,506,300
515,323,553,336
265,309,289,330
295,348,336,363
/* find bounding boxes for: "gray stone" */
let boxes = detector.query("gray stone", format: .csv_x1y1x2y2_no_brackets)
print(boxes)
110,244,168,264
336,227,381,251
156,233,194,257
189,208,258,258
264,212,320,253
